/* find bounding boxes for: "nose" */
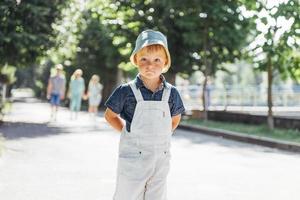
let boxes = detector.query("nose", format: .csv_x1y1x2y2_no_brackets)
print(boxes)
144,60,154,68
145,60,158,67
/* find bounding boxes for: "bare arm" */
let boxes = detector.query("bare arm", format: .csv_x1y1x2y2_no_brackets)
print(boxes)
172,114,181,131
104,108,124,132
46,79,52,99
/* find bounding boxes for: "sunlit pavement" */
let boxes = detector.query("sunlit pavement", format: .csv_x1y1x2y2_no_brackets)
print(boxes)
1,98,300,200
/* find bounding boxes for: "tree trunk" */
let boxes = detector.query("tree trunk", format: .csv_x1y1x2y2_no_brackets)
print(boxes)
202,75,208,120
267,56,274,130
116,68,123,86
202,23,209,121
100,68,118,108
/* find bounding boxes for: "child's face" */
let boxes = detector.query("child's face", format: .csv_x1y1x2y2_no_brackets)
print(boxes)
135,46,167,80
56,69,62,75
92,76,99,83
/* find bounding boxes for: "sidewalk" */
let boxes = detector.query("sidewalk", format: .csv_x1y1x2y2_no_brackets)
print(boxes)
0,98,119,199
1,97,300,200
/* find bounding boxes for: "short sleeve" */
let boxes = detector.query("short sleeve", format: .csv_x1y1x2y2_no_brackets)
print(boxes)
105,85,126,114
170,87,185,116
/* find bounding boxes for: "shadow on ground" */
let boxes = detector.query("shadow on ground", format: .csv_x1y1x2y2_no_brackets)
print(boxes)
0,121,108,140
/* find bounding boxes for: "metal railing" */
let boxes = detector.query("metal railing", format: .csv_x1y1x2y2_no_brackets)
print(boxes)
177,84,300,111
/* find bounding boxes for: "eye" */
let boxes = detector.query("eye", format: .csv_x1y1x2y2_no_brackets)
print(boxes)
154,58,162,63
140,57,147,62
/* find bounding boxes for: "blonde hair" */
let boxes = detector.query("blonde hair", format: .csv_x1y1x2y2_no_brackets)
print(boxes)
88,74,101,91
74,69,83,76
71,69,83,80
133,44,170,73
89,74,100,86
55,64,63,70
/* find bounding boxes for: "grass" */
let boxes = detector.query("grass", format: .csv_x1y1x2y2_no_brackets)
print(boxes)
181,118,300,144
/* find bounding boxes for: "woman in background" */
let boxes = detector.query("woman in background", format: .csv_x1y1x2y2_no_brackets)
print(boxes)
87,74,103,118
68,69,85,119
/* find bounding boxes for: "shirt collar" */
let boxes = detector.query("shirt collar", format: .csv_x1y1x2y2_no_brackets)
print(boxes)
135,74,170,89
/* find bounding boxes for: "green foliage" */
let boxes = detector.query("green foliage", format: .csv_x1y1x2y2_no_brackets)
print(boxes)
0,0,68,66
89,0,256,80
175,0,255,76
111,0,195,75
5,0,298,105
48,0,85,65
0,64,16,84
250,0,300,81
74,13,121,80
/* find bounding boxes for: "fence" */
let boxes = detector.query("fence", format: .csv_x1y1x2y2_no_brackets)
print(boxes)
177,84,300,111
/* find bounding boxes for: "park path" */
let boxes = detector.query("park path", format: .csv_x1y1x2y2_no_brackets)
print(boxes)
1,97,300,200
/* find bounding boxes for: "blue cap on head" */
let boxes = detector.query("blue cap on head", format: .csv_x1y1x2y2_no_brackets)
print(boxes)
130,29,171,73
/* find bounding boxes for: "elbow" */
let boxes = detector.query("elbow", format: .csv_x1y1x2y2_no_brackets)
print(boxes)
104,109,111,122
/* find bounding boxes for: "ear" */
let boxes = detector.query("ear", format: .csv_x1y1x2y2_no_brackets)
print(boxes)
164,57,168,66
133,55,137,65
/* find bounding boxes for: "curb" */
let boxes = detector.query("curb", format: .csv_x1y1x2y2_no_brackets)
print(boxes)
178,124,300,153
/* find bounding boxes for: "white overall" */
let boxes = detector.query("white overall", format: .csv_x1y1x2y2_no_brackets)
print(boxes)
113,81,172,200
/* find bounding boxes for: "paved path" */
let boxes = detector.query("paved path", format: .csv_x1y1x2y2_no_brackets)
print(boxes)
1,98,300,200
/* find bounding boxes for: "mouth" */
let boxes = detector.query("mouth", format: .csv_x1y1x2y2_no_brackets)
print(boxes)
145,70,154,73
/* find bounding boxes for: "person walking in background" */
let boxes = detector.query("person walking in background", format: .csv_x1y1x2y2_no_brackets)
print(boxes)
68,69,85,119
104,30,185,200
87,74,103,119
46,64,66,121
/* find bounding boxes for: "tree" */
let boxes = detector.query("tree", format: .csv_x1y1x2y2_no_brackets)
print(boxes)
75,11,122,104
92,0,256,114
48,0,129,102
174,0,255,120
0,0,67,67
249,0,300,129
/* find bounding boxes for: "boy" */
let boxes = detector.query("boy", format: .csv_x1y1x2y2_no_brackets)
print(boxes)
104,29,185,200
47,64,66,120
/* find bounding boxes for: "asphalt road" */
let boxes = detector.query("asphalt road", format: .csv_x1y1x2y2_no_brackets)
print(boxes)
1,98,300,200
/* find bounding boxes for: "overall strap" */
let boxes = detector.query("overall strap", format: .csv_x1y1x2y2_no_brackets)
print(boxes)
129,81,144,102
161,83,172,102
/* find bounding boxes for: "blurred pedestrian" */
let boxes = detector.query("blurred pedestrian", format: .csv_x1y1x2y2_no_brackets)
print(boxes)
46,64,66,121
87,74,103,119
68,69,85,119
